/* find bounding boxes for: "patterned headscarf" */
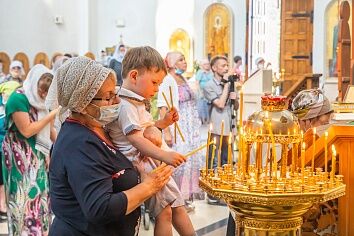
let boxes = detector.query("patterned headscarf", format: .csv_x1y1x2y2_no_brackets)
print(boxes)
292,89,333,120
56,56,112,115
165,51,183,69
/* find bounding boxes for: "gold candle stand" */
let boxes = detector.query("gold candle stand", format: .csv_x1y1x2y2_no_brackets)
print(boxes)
200,95,346,235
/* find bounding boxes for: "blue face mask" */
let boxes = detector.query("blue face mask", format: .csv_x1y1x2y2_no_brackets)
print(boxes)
175,68,185,75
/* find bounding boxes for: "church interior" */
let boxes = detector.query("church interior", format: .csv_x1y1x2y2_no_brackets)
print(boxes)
1,0,354,235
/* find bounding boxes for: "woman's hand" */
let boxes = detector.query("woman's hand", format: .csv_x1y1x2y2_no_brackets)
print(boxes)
48,106,61,120
139,164,173,195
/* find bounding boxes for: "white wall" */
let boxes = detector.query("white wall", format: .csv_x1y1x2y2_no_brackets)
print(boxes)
0,0,88,63
90,0,158,57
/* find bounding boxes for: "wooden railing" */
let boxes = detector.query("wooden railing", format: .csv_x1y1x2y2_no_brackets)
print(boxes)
283,73,321,100
0,51,96,75
303,125,354,235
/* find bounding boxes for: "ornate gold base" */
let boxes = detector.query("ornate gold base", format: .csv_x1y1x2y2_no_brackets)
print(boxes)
242,228,299,236
229,201,310,235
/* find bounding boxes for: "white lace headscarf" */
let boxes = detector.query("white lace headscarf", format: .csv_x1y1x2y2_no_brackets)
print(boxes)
56,56,112,116
23,64,53,156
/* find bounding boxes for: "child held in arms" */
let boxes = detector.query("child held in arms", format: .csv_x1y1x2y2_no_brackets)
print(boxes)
106,46,195,236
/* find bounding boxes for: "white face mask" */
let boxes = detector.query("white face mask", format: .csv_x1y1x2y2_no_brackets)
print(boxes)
257,63,264,70
91,103,121,125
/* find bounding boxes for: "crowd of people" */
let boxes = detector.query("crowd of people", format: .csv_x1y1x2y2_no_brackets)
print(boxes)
0,43,335,236
0,45,241,236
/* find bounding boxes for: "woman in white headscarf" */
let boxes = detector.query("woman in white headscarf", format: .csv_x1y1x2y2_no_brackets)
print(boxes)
2,64,59,235
157,51,204,211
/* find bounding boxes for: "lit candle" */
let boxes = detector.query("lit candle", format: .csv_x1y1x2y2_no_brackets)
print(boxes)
265,111,277,178
238,128,243,174
239,87,244,127
255,142,262,179
301,142,306,183
228,133,232,165
312,127,316,172
331,145,336,180
291,143,296,174
211,137,217,168
206,124,212,172
218,120,224,167
325,131,328,173
169,86,177,144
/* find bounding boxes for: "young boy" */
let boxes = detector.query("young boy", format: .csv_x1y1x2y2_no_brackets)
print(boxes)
106,46,195,236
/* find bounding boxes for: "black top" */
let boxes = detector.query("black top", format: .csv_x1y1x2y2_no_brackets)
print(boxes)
108,59,123,85
49,120,140,236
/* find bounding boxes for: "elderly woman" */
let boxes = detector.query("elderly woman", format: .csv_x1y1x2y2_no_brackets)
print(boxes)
292,89,333,136
2,64,58,235
49,57,172,236
157,51,204,211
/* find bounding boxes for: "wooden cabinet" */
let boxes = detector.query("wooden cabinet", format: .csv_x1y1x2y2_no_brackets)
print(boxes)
305,125,354,235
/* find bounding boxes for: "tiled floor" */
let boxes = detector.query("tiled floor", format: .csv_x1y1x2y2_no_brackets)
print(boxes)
139,200,229,236
0,200,229,236
0,220,7,235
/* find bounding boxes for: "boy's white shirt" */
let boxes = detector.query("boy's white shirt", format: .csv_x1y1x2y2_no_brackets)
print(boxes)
106,88,171,161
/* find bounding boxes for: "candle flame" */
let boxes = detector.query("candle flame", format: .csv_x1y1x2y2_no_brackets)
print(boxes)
313,127,316,135
332,144,336,155
302,142,306,149
325,131,328,137
213,137,217,144
265,111,269,118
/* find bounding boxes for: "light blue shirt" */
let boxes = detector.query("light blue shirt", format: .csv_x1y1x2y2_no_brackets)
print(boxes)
195,70,213,89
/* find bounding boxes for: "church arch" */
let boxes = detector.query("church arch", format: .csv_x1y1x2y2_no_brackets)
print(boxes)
34,52,50,68
204,3,233,60
0,52,11,75
169,28,192,74
13,52,30,76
